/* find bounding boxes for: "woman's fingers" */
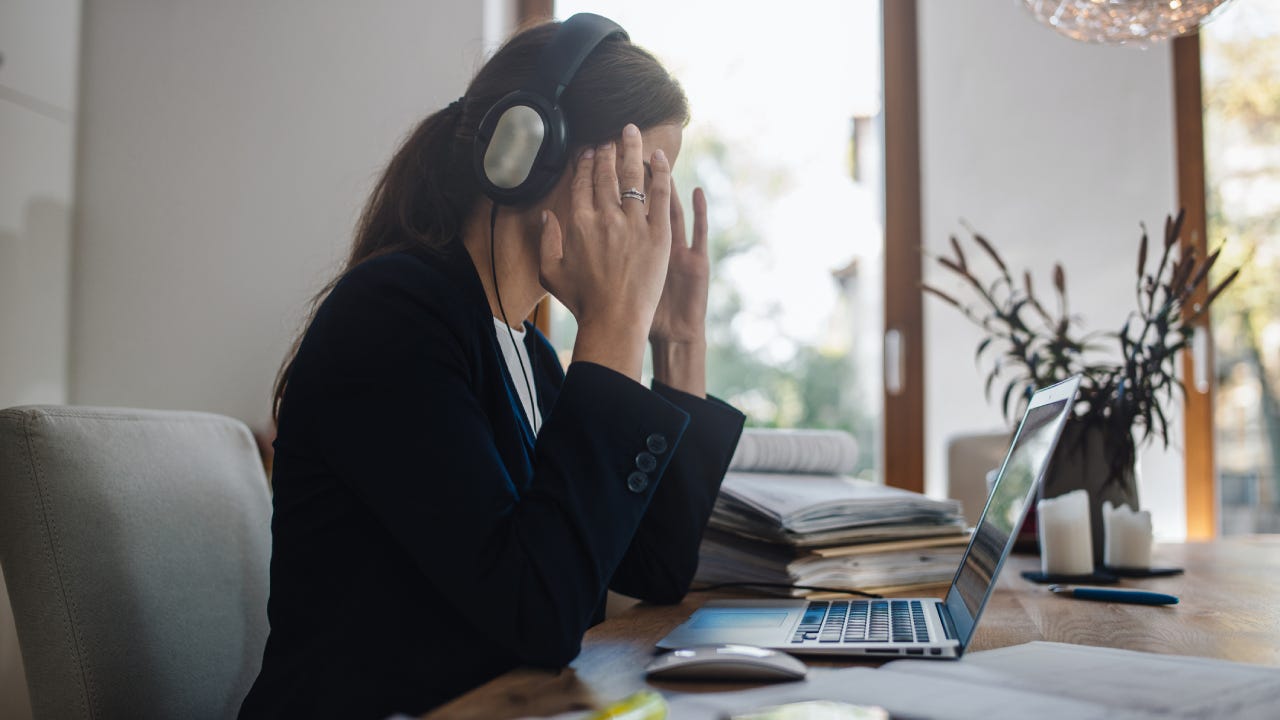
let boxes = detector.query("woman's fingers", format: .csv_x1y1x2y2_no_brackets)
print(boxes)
669,178,687,249
551,132,676,364
592,139,620,210
691,187,708,255
570,147,595,215
618,124,646,218
646,148,672,243
538,209,564,290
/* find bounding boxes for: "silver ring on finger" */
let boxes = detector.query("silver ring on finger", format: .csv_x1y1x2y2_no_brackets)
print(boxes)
621,188,647,204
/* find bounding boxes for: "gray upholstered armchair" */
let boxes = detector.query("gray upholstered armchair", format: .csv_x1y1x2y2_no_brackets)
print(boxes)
0,406,271,720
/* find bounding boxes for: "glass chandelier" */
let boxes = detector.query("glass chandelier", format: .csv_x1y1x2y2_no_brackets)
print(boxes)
1022,0,1236,46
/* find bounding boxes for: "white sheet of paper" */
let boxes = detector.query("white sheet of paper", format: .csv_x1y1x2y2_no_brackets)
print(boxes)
720,472,960,530
654,642,1280,720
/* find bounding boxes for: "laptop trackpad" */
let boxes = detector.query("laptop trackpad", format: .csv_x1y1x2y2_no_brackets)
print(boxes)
691,610,790,629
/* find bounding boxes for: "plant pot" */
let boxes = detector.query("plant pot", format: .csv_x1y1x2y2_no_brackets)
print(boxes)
1038,417,1140,568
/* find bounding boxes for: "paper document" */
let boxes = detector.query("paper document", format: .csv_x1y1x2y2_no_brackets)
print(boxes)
718,473,962,534
729,429,861,475
658,642,1280,720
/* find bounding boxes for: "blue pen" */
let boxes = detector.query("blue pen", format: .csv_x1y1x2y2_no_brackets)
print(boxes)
1049,584,1179,605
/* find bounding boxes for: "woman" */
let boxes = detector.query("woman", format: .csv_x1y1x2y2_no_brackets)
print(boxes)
238,15,744,719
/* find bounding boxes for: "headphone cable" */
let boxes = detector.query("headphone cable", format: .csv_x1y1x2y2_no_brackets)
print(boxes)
490,202,539,435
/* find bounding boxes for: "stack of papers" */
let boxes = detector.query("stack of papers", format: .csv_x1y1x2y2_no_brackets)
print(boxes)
696,430,969,596
696,530,970,594
713,472,965,541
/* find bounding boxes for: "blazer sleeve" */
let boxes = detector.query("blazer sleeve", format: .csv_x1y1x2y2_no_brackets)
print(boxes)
289,259,692,668
607,380,746,603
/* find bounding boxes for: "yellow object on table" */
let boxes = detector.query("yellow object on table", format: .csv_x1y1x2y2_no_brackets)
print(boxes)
586,690,668,720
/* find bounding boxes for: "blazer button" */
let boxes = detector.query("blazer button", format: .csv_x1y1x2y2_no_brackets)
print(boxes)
635,451,657,473
627,471,650,493
646,433,668,455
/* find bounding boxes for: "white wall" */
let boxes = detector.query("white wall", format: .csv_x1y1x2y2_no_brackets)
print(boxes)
1,3,81,716
918,0,1186,538
0,0,81,410
71,0,490,432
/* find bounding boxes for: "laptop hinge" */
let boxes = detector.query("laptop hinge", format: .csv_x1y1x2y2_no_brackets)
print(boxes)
936,603,959,641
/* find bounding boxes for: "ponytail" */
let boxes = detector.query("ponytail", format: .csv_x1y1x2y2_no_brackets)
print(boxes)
270,100,475,422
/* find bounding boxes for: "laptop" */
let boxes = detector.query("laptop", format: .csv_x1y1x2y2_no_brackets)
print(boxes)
657,375,1081,659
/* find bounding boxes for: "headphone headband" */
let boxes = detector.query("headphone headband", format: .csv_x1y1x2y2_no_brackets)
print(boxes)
529,13,628,104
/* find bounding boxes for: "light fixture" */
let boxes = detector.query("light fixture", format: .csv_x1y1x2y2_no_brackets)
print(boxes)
1022,0,1236,46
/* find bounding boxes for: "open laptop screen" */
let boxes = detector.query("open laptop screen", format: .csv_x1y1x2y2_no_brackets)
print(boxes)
945,377,1078,648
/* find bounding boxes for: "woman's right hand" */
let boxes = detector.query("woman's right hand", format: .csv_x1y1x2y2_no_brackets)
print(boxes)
538,123,673,382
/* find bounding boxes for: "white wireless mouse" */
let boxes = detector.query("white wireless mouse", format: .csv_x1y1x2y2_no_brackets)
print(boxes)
644,644,808,682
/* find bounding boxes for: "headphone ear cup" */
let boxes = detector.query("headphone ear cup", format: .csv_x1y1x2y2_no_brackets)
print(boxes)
474,91,568,205
471,14,626,206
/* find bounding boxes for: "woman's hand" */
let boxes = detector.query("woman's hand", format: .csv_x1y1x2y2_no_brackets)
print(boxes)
649,183,709,345
649,183,709,397
539,124,673,382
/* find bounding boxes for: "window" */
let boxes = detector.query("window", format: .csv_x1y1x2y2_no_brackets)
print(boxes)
550,1,890,480
1201,0,1280,534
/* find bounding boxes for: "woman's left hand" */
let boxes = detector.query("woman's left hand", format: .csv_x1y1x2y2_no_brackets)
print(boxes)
649,182,709,397
649,182,709,346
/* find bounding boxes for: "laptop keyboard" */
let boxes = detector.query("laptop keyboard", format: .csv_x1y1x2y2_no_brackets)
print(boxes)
791,600,933,644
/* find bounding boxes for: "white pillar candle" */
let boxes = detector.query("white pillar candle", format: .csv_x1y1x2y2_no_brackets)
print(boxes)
1103,500,1153,569
1038,489,1094,576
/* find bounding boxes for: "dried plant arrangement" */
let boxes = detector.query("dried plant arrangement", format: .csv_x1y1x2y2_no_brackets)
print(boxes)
923,210,1240,490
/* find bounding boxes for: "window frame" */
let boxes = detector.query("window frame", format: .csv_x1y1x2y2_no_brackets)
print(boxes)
1172,34,1217,539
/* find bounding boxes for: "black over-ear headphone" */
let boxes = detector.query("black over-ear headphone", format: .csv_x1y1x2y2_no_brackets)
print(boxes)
473,13,628,206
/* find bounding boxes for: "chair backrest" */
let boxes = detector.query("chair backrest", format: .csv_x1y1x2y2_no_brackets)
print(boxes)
1,559,34,720
0,406,271,720
946,430,1011,526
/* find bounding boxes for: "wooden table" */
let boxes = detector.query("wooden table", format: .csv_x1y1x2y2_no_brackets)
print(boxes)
425,536,1280,719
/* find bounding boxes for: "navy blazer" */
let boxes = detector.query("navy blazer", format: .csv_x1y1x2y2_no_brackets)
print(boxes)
238,244,745,719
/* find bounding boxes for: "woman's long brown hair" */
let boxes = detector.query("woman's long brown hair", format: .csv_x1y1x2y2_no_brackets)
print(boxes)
271,20,689,423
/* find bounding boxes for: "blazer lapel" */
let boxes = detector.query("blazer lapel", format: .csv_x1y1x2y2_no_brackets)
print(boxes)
433,243,539,472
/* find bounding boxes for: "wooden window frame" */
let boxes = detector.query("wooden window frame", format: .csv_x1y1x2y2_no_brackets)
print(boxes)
1173,35,1216,539
519,0,554,23
882,0,925,493
527,1,926,493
